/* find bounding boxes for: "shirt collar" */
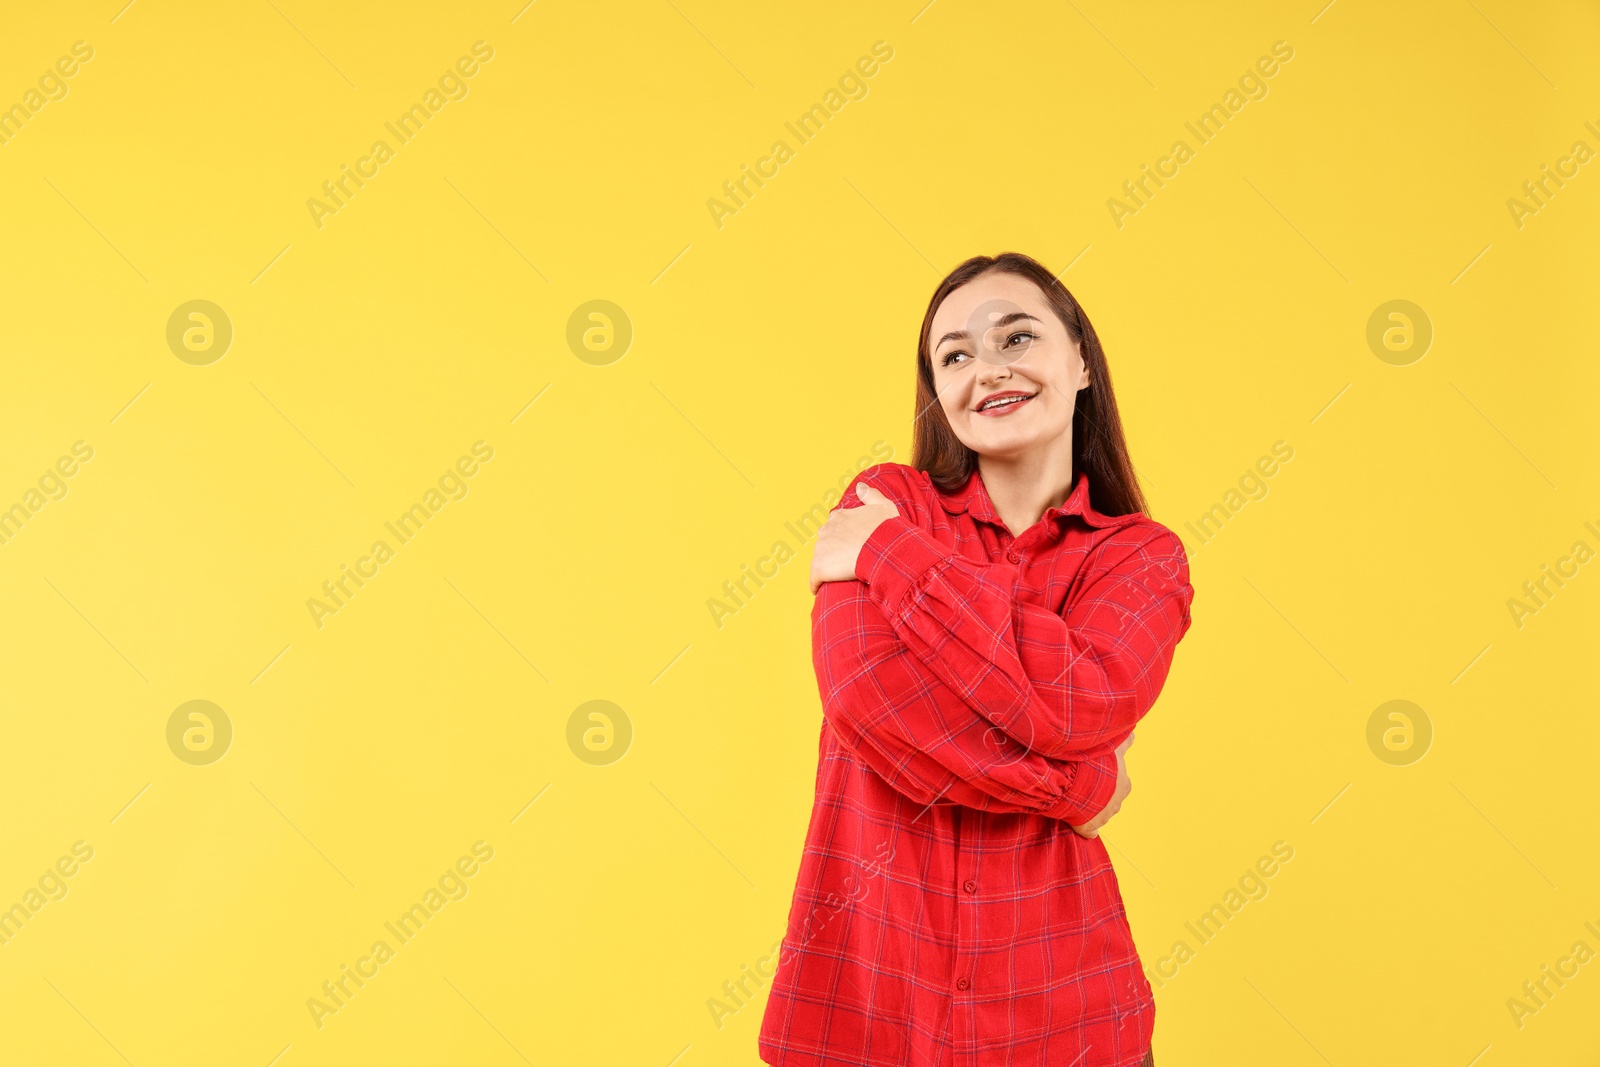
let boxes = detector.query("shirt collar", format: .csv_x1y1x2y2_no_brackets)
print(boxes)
931,467,1132,530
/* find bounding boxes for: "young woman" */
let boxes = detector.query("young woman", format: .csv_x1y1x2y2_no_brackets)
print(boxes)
759,252,1194,1067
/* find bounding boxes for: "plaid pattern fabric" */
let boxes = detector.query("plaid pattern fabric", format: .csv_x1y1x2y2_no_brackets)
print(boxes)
760,462,1194,1067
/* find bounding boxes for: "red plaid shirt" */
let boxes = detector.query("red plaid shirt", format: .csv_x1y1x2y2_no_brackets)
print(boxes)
760,462,1194,1067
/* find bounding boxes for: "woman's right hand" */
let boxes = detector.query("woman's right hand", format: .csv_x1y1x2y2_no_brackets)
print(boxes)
1069,733,1134,839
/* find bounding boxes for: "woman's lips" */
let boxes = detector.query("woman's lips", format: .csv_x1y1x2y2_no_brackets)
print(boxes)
976,393,1035,417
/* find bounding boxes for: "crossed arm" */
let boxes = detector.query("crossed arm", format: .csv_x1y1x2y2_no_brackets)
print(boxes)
813,576,1119,825
811,465,1194,824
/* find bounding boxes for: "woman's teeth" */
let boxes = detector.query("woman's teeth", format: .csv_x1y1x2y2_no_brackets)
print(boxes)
981,394,1030,410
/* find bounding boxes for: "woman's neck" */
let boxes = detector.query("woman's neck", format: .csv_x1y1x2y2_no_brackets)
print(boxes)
977,449,1075,536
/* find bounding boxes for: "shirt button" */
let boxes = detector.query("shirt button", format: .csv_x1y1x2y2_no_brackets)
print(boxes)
1006,549,1019,562
956,977,970,991
963,879,977,893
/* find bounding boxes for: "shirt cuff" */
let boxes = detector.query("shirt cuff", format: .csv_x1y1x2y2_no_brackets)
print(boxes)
1043,747,1121,826
854,515,952,617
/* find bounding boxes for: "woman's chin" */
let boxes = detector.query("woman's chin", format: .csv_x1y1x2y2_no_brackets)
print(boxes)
964,424,1059,456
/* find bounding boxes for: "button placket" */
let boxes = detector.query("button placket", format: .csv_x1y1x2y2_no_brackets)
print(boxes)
955,820,979,1003
1006,528,1034,564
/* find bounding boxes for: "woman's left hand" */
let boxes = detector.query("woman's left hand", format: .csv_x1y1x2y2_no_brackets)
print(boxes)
809,483,900,594
1070,733,1135,839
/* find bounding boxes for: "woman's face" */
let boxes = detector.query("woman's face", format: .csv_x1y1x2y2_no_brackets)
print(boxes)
927,271,1088,460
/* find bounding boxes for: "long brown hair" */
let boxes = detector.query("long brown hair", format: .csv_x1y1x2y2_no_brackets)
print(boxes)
910,251,1151,519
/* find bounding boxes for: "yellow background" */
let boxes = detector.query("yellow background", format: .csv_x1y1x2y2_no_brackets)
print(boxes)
1,0,1597,1063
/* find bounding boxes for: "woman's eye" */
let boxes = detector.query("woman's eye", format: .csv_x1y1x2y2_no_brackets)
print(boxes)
1005,331,1036,348
940,350,970,367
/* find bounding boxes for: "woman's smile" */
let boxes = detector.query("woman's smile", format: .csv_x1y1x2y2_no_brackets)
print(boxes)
974,389,1038,416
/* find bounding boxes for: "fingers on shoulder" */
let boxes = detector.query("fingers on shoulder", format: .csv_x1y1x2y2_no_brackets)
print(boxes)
839,462,920,512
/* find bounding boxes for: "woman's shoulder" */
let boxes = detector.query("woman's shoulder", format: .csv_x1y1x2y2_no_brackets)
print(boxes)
849,461,926,496
835,462,940,528
1098,510,1187,553
1085,512,1193,599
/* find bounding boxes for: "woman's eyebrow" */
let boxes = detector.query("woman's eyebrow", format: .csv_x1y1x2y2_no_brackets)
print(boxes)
935,312,1043,349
